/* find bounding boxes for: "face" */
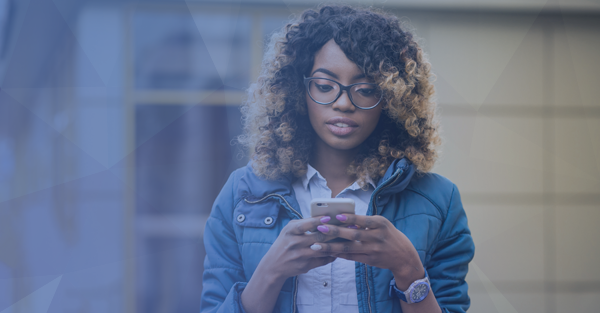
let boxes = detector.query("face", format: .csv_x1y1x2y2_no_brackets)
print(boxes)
306,39,383,152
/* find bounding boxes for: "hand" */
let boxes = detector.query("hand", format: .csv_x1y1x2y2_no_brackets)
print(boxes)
257,216,339,282
242,216,338,313
315,214,424,289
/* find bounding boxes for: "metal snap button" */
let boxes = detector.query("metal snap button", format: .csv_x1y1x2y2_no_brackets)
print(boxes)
323,281,328,287
264,216,273,225
237,214,246,223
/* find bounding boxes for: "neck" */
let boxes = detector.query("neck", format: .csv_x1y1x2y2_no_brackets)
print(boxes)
310,139,358,197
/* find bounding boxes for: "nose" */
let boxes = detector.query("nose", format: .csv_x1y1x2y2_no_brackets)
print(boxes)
331,90,355,113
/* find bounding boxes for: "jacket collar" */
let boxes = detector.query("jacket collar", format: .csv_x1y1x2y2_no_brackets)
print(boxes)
237,162,295,201
238,158,415,201
299,163,377,191
377,158,415,197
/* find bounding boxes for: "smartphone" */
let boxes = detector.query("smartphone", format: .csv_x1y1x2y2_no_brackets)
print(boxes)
310,198,355,226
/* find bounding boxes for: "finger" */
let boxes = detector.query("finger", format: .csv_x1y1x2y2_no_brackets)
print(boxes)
306,216,333,233
303,230,339,245
317,241,368,254
310,243,323,251
335,214,387,229
288,216,328,235
316,224,378,242
308,244,342,258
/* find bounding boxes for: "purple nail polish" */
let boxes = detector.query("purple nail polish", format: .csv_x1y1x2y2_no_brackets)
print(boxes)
320,216,331,223
347,225,358,229
336,214,347,222
317,225,329,233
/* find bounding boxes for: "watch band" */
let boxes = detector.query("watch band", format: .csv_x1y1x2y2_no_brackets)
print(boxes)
389,269,430,304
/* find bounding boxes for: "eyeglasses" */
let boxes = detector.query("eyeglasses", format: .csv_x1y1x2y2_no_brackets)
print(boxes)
304,76,383,110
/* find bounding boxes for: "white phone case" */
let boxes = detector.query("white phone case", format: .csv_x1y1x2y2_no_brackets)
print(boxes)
310,198,355,226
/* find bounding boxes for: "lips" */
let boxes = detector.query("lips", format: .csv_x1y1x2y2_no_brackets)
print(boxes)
325,117,358,136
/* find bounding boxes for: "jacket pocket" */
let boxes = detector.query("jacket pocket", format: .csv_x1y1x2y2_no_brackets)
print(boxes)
234,197,281,228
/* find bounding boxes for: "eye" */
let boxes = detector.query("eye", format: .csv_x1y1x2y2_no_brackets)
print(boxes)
315,83,334,92
356,87,377,97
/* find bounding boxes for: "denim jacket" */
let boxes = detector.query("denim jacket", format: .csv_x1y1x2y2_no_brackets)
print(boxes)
200,158,475,313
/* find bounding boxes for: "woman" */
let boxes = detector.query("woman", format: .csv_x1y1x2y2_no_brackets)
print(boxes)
200,5,474,313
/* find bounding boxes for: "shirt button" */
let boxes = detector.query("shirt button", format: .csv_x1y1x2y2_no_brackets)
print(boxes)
264,217,274,225
323,281,328,287
236,214,245,223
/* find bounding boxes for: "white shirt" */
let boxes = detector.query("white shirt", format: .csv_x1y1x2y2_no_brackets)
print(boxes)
291,164,375,313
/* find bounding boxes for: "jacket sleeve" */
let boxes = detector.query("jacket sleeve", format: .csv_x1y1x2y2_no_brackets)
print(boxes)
427,184,475,313
200,171,248,313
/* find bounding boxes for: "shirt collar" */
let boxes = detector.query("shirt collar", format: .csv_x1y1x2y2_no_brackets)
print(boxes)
347,173,376,191
301,164,376,191
363,174,377,190
301,164,319,191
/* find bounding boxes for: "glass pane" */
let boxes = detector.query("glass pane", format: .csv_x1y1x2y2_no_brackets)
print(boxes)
133,11,251,90
135,104,246,215
136,237,205,313
135,103,247,313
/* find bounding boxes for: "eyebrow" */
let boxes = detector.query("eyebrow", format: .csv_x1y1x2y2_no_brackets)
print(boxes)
311,68,366,80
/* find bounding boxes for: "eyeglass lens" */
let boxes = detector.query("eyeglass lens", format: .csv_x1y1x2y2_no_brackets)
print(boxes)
307,78,381,108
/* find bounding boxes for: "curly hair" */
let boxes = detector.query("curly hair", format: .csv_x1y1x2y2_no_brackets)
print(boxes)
238,5,441,184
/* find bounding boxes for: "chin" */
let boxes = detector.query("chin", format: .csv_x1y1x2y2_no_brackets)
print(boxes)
325,138,362,151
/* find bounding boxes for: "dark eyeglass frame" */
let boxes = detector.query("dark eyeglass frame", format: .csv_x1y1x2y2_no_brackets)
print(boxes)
303,76,383,110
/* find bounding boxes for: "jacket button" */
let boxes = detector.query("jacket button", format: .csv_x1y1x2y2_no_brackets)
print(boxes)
237,214,246,223
264,217,274,225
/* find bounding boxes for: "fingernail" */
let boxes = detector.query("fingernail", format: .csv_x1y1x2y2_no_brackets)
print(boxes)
336,214,347,222
347,225,358,229
310,244,322,251
317,225,329,233
320,216,331,223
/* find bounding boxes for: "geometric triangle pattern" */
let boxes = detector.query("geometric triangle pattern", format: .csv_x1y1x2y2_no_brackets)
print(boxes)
0,276,61,313
472,263,518,313
1,1,600,313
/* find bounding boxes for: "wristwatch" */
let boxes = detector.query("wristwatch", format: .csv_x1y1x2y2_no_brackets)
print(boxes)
388,269,430,304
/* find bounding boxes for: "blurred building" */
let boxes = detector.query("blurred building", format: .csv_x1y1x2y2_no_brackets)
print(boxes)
0,0,599,312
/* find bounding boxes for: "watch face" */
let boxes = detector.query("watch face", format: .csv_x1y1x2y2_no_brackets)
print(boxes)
410,282,429,303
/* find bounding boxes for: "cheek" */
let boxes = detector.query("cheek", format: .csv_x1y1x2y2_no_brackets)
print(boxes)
364,109,383,133
305,95,321,124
